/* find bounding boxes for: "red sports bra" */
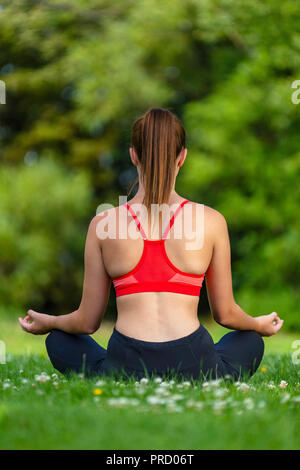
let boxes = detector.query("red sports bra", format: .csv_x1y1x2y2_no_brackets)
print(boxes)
111,199,205,297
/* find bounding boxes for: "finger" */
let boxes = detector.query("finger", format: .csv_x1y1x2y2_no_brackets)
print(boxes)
27,309,38,319
21,316,32,325
18,316,27,324
272,315,283,327
21,315,32,324
19,317,30,331
18,318,28,332
274,319,284,333
270,312,282,326
274,313,281,322
18,317,26,331
18,317,33,333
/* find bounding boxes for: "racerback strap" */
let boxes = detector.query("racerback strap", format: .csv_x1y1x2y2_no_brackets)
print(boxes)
125,199,190,240
162,199,189,239
125,203,148,239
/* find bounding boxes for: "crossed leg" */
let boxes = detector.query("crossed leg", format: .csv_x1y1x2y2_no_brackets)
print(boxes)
45,329,107,376
215,330,265,381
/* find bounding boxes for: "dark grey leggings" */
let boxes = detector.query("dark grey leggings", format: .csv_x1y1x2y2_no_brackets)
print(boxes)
45,323,264,382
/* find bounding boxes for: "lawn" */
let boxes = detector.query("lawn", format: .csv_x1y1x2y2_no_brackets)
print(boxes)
0,319,300,450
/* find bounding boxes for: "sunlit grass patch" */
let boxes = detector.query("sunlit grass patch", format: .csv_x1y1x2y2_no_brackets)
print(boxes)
1,318,300,449
1,352,300,449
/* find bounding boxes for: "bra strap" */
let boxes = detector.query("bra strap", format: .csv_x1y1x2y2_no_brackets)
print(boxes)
162,199,190,239
125,203,147,240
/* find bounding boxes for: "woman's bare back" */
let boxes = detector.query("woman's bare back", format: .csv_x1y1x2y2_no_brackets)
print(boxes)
99,199,214,341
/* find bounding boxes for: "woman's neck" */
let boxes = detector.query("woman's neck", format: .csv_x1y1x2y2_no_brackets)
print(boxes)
128,181,183,206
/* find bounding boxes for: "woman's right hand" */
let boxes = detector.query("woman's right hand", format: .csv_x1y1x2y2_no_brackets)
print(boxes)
255,312,284,337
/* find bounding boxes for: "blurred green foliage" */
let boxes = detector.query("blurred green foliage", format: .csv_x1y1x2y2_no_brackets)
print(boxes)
0,0,299,328
0,157,93,312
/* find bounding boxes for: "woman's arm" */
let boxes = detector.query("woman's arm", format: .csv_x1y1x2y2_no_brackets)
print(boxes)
19,214,111,335
205,208,283,337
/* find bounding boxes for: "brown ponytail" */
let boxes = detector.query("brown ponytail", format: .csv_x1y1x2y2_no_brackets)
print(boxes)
128,108,186,211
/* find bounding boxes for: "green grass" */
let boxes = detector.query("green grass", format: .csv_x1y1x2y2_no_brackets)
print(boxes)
0,319,300,450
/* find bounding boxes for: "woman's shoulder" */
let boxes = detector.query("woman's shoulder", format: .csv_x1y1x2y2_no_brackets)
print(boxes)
187,201,228,234
203,205,229,238
94,203,123,220
187,200,226,220
203,204,226,221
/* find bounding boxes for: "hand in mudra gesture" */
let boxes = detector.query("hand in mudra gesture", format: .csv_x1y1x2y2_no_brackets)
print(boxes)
19,309,53,335
255,312,284,337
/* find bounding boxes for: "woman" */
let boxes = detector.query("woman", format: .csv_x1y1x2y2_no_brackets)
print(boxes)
19,107,283,381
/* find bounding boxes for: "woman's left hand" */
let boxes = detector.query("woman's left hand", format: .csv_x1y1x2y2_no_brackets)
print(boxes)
18,309,54,335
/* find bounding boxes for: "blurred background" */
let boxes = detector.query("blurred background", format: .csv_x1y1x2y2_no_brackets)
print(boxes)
0,0,300,349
